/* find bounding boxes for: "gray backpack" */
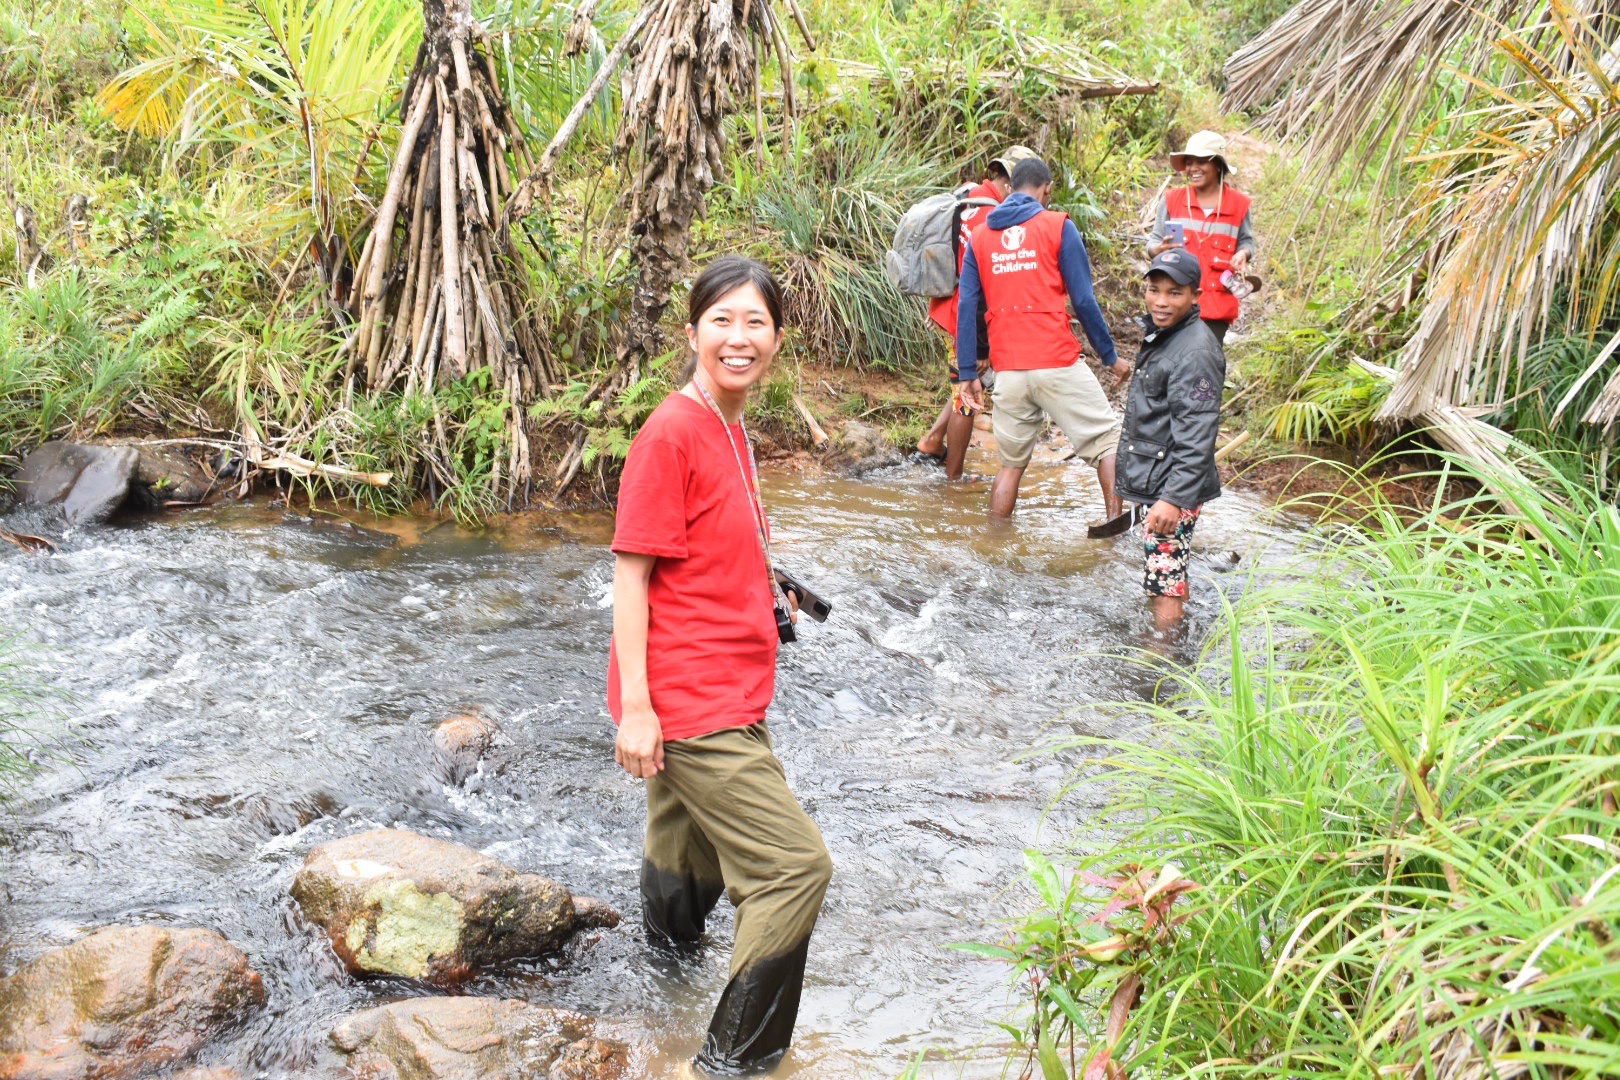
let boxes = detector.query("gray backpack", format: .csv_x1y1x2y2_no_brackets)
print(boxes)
885,185,999,298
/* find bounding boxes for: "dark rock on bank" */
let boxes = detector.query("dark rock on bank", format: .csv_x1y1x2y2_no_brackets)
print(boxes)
822,420,900,474
290,828,620,985
0,925,266,1079
14,442,138,524
331,997,631,1079
128,444,215,508
13,441,217,524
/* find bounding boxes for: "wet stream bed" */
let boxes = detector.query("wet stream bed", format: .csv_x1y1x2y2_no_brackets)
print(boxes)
0,451,1306,1077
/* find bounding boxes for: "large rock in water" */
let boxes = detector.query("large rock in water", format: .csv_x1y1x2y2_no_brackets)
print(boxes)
290,829,620,985
331,997,630,1079
430,714,498,786
14,442,138,524
823,420,900,474
0,925,266,1079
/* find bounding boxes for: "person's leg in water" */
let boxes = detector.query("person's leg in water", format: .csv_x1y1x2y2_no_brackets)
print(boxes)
1030,364,1125,522
985,369,1041,521
641,768,725,949
1095,453,1123,520
654,724,833,1076
916,403,951,459
988,464,1026,520
941,405,975,481
1143,505,1201,640
919,371,981,480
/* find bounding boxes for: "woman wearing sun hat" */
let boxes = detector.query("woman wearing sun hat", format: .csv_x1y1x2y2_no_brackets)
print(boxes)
1146,130,1258,343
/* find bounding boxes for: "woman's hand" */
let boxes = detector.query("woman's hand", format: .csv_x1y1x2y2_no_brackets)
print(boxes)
615,701,664,778
1145,499,1182,535
1230,249,1251,273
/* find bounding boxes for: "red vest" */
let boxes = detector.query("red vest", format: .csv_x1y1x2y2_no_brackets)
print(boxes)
1166,185,1252,323
929,181,1002,336
968,208,1078,371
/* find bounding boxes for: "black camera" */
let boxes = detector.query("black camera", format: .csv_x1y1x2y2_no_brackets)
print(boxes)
772,567,831,644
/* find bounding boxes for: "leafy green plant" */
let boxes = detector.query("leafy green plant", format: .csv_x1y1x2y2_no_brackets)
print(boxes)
98,0,418,276
998,452,1620,1076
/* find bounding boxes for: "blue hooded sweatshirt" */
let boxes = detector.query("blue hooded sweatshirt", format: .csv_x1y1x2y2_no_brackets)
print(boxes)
955,192,1117,383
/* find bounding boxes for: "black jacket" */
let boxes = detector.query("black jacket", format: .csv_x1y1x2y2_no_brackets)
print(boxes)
1117,309,1225,509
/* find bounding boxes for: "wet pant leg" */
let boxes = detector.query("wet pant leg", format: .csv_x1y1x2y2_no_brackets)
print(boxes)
642,763,726,946
650,722,834,1075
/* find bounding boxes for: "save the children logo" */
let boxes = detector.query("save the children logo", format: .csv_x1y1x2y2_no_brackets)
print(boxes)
1001,225,1027,251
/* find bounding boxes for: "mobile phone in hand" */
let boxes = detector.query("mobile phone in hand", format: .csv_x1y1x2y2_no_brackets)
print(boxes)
1164,222,1185,247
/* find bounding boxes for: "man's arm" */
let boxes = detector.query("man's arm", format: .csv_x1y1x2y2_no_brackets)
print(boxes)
1231,208,1258,272
955,245,984,384
1146,199,1169,255
1235,208,1257,257
1158,348,1224,509
1059,220,1118,366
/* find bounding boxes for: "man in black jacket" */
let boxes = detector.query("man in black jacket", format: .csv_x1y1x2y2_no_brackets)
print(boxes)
1117,249,1225,633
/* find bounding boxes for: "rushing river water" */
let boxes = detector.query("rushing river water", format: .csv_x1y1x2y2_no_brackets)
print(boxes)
0,449,1304,1077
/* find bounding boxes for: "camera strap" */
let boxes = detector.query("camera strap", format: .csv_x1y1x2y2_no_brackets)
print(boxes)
690,376,789,615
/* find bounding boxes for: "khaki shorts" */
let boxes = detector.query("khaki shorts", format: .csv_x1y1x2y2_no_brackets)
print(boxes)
991,362,1122,468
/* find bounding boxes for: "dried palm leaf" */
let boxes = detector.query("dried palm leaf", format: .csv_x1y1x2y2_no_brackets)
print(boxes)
1380,6,1620,422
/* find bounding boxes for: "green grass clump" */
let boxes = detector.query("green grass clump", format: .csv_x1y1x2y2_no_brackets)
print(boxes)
994,454,1620,1076
0,631,69,804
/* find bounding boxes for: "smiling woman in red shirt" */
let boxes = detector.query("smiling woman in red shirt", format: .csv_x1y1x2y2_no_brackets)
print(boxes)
608,255,833,1077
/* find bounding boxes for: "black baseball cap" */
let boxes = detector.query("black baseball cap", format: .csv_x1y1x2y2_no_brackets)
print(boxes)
1145,249,1200,287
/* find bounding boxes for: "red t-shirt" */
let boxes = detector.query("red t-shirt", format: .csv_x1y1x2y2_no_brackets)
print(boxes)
608,392,778,742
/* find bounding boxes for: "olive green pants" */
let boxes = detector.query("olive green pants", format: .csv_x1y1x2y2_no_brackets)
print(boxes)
640,722,833,1075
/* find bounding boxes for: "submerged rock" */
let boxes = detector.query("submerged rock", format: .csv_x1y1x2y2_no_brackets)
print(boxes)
431,714,497,786
823,420,900,474
14,442,138,524
331,997,630,1079
0,925,266,1079
290,828,620,985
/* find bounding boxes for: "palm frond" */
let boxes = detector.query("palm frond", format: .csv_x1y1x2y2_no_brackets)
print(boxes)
1224,0,1539,190
1381,7,1620,420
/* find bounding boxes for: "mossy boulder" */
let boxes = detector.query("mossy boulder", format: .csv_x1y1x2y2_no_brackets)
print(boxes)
0,925,266,1079
331,997,631,1079
290,828,619,985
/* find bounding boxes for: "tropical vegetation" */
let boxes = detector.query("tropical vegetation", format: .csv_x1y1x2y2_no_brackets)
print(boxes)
984,453,1620,1077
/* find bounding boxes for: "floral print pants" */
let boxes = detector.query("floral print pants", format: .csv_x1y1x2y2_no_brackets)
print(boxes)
1142,504,1203,598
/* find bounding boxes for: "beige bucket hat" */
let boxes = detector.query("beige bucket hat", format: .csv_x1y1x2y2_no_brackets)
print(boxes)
989,144,1039,177
1169,130,1234,176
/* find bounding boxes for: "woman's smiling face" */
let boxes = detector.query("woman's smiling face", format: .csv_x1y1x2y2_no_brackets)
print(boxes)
686,283,784,399
1183,155,1220,192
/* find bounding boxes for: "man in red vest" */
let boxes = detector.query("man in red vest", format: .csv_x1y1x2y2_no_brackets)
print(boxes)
916,145,1036,480
956,157,1130,524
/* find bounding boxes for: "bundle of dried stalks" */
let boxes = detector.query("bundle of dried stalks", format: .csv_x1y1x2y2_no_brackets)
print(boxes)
349,0,548,497
504,0,813,492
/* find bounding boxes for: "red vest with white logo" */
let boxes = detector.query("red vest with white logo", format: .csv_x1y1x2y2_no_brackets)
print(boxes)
968,208,1078,371
1165,184,1252,323
928,181,1002,337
